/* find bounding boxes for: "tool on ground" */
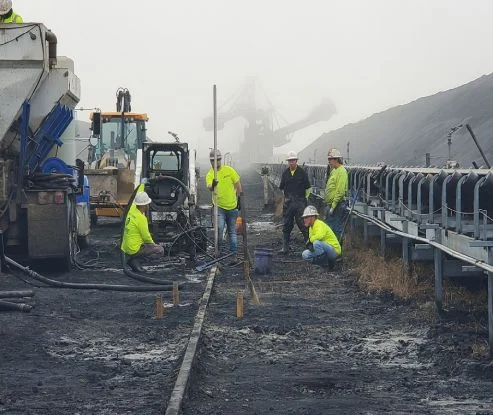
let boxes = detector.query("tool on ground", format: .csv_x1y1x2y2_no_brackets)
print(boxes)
239,192,260,305
195,251,236,272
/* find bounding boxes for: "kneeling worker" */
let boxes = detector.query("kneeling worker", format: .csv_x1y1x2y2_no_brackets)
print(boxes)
121,191,164,272
301,205,341,267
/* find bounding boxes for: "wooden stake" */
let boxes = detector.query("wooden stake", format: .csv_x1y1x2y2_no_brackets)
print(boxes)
173,281,179,306
155,296,164,320
236,290,244,318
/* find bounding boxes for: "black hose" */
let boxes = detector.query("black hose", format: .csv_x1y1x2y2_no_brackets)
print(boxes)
0,299,32,312
4,255,174,292
121,253,177,285
0,290,35,298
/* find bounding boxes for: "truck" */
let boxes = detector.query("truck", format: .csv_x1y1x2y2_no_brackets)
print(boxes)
85,88,148,224
0,22,90,269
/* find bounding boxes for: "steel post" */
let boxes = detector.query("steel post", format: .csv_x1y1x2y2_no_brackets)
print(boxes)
434,229,443,310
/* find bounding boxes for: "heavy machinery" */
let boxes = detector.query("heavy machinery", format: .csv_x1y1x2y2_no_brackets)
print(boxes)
0,23,90,268
137,138,207,259
86,88,148,223
203,77,336,163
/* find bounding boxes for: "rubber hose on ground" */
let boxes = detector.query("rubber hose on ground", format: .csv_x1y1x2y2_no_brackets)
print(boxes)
0,290,35,298
0,299,32,312
4,255,175,292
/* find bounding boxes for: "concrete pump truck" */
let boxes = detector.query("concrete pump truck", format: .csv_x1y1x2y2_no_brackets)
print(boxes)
0,22,90,270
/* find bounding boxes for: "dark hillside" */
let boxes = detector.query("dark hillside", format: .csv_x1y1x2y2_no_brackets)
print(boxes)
300,73,493,168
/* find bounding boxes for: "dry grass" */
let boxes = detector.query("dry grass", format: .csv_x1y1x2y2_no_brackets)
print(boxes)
471,340,489,359
344,234,433,300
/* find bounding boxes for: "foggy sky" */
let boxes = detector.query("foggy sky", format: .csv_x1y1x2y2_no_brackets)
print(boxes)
19,0,493,160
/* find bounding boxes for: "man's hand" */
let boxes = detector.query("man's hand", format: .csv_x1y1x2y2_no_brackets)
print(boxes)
305,239,313,251
211,179,218,190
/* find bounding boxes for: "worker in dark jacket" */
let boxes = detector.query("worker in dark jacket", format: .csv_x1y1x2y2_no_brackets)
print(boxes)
278,151,311,254
121,191,164,272
0,0,23,23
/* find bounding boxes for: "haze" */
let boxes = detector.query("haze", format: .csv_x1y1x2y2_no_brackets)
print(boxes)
19,0,493,160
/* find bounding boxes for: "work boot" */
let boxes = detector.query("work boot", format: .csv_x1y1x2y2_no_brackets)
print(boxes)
277,235,290,255
127,257,146,273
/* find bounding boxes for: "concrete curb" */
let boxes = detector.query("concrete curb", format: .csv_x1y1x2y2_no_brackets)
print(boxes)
164,265,217,415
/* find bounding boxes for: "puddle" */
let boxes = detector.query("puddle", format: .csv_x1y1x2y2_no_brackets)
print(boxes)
249,221,278,232
360,329,432,369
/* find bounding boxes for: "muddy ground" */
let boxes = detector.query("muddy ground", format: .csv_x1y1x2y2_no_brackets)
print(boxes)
0,167,492,414
184,169,493,415
0,218,208,414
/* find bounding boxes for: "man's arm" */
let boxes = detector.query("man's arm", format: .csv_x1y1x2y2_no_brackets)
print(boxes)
279,170,285,190
139,216,155,244
235,180,242,196
309,221,324,243
331,169,348,209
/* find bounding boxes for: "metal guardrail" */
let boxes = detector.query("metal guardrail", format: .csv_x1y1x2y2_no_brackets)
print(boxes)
258,162,493,357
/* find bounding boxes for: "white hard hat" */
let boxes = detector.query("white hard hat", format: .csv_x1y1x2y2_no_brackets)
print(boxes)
0,0,12,14
209,149,222,160
328,148,342,159
134,191,152,206
301,205,319,218
286,151,298,161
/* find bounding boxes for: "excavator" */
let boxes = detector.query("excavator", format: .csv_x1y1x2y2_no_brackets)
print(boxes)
85,88,148,223
203,77,336,163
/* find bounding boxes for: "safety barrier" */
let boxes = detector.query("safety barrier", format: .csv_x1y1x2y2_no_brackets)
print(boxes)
258,163,493,357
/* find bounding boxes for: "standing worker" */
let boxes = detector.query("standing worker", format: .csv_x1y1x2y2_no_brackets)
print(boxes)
206,149,242,260
325,148,348,241
121,191,164,272
0,0,23,23
301,205,341,267
278,151,311,254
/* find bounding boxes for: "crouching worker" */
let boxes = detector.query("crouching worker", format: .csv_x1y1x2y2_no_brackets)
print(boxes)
121,191,164,272
301,205,341,267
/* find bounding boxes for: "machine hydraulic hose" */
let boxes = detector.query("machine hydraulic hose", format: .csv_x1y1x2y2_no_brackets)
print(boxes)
3,255,174,292
0,299,32,313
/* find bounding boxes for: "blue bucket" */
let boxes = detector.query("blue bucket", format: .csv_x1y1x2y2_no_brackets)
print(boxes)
254,247,274,274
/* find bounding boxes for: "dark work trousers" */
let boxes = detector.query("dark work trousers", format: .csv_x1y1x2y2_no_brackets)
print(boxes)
325,201,347,241
282,198,308,242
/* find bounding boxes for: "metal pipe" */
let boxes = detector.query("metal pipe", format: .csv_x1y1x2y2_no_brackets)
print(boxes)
466,124,491,169
213,84,219,257
352,209,493,274
45,30,57,68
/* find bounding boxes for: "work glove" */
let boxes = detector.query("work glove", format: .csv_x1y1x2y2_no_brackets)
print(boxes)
328,207,334,216
211,179,218,190
236,197,241,211
305,239,314,251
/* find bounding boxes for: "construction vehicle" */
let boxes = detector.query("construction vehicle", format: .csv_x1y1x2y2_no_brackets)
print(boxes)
85,88,149,223
203,77,336,163
0,23,90,268
137,137,207,259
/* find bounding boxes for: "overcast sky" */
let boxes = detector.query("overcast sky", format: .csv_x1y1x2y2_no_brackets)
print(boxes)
19,0,493,159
